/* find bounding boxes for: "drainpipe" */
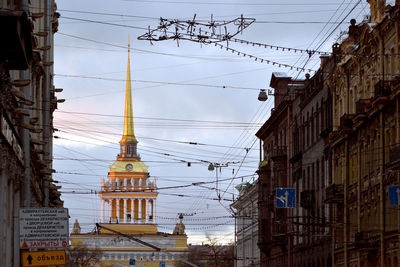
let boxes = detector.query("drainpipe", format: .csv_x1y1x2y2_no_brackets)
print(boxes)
396,97,400,267
357,132,361,267
21,67,31,206
43,0,52,206
344,139,349,267
18,0,30,266
379,30,385,267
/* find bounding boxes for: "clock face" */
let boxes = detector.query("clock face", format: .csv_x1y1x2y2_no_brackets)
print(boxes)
125,164,133,171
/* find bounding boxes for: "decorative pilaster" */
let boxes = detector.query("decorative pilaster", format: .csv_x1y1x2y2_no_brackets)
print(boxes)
108,199,111,222
124,198,127,223
152,199,156,224
145,198,148,223
100,199,104,223
131,199,134,223
138,199,142,221
116,198,120,223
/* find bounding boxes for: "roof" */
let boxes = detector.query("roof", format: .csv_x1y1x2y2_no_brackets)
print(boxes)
272,72,290,78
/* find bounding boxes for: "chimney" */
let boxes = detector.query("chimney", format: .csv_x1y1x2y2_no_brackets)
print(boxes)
320,56,330,69
367,0,387,23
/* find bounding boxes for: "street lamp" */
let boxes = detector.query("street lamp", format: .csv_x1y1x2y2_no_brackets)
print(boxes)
258,89,268,101
208,163,215,171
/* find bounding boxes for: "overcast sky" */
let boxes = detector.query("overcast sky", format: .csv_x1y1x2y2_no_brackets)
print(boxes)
53,0,370,244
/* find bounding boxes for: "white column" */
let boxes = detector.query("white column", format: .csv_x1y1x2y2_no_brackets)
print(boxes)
131,178,134,188
100,198,104,223
108,199,111,223
138,178,142,190
138,199,142,221
123,178,127,190
131,199,134,223
116,198,120,223
152,199,156,224
123,198,127,223
145,199,148,223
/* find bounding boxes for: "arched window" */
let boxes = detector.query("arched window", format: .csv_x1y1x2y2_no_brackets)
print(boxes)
311,107,314,143
127,144,132,156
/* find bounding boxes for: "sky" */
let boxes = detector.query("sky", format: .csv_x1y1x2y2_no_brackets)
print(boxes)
53,0,371,244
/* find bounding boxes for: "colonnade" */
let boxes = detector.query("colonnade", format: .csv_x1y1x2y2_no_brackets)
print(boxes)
100,197,156,224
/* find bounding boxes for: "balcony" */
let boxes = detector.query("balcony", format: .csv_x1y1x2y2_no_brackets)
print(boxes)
270,146,287,159
257,240,272,253
355,99,369,114
374,80,391,98
388,145,400,170
289,151,302,164
354,231,379,250
300,190,315,210
267,194,275,211
320,126,332,138
101,179,157,192
272,234,287,246
339,114,354,129
325,184,344,203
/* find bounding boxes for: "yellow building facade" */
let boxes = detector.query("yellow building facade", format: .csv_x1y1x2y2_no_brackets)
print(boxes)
70,45,188,267
328,1,400,266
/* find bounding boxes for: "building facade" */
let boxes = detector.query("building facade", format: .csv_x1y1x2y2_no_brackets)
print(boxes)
70,47,189,267
232,181,259,267
255,1,400,267
290,57,334,267
328,1,400,266
255,59,335,267
256,72,304,266
0,0,61,266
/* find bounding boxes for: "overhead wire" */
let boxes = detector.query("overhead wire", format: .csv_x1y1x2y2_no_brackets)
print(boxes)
53,2,366,233
55,73,261,91
121,1,359,7
293,0,362,78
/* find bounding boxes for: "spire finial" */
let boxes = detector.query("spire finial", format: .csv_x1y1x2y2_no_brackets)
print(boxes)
120,37,137,146
128,35,130,53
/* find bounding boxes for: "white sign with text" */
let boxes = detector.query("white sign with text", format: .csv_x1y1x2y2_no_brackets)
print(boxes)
19,208,69,249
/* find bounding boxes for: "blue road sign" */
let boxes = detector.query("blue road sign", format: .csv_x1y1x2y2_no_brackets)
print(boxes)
389,186,400,206
276,188,296,208
160,262,166,267
129,258,135,265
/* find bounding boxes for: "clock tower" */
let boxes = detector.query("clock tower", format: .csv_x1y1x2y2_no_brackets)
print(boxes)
98,43,158,231
71,41,188,267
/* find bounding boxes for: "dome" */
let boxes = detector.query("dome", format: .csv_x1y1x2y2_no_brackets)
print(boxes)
109,160,148,173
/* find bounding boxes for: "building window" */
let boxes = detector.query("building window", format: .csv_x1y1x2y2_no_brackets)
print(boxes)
127,144,132,156
316,160,319,190
311,108,314,143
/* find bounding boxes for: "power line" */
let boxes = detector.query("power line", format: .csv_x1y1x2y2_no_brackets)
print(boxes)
122,0,357,6
54,109,263,125
55,73,261,91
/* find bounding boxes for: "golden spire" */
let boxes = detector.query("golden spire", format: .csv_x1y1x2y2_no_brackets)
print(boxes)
120,38,137,143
